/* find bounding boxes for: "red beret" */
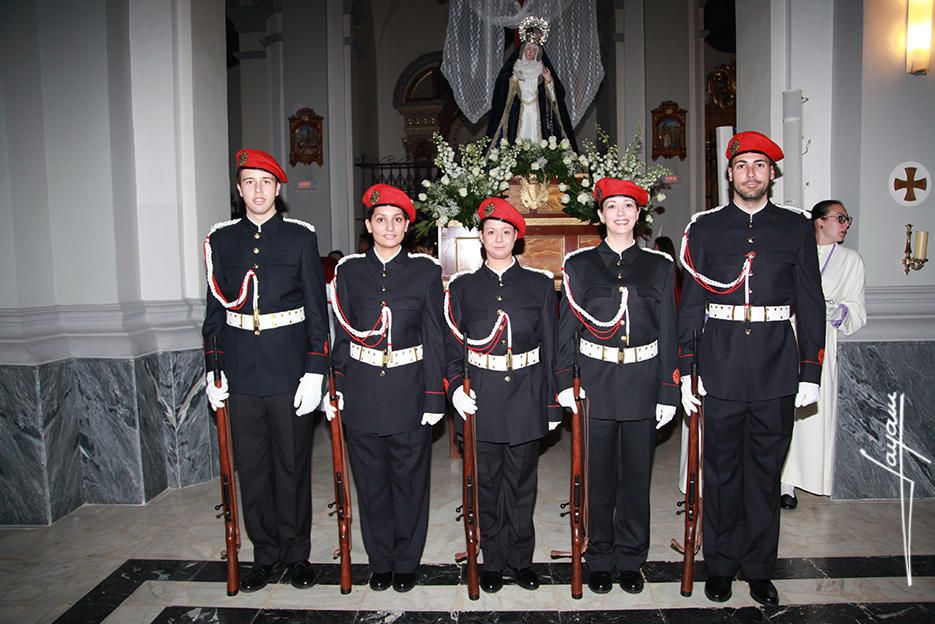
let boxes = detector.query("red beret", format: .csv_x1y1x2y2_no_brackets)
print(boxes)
235,148,287,183
477,197,526,239
362,184,415,221
593,178,649,207
725,131,784,163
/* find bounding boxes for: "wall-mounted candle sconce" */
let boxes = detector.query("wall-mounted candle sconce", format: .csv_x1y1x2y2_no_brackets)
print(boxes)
907,0,933,75
902,223,929,274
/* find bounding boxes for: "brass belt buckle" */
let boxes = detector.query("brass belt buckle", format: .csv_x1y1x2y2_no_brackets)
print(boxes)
506,350,513,371
253,309,261,336
744,304,752,323
382,347,391,367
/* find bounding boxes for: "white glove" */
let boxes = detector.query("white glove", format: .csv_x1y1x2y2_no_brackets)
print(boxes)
557,387,586,414
655,404,676,429
319,390,344,421
205,371,229,411
452,386,477,420
824,299,838,318
293,373,324,417
794,381,820,408
680,375,706,415
421,412,444,426
548,421,561,431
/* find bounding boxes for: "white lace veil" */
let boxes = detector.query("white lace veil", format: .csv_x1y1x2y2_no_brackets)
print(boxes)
441,0,604,128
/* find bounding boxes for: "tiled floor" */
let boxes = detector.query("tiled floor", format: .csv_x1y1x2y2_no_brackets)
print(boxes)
1,415,933,623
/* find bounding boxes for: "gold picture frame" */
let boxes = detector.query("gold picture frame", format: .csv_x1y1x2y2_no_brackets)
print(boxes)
651,100,687,161
288,107,323,167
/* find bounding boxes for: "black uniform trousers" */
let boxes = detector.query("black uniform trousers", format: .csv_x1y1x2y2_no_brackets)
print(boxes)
344,422,432,574
585,417,657,573
702,394,794,580
475,438,539,572
228,392,314,566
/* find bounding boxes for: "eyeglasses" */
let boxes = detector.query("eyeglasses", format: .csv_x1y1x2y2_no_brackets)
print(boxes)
821,214,853,225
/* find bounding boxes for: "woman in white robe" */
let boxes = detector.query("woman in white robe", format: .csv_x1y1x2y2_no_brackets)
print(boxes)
780,200,867,506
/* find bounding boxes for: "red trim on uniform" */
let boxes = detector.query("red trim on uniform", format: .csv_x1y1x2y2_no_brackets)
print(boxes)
817,348,825,365
425,390,445,395
308,351,326,356
555,367,571,374
679,352,694,359
801,359,820,365
672,368,680,384
547,402,560,408
662,382,678,388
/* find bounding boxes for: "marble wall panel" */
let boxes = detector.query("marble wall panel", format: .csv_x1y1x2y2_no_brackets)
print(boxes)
41,360,81,522
74,359,144,504
834,342,935,501
136,354,168,502
0,366,49,525
173,350,213,487
158,351,180,489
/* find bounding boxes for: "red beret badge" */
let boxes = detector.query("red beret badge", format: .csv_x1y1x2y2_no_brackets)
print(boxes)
369,189,381,205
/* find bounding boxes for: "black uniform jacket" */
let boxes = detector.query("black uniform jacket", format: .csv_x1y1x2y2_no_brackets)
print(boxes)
202,214,329,396
677,202,825,401
445,261,562,445
558,242,679,420
331,249,446,435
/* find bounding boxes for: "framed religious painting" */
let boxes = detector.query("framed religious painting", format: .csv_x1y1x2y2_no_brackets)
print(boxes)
288,107,323,166
651,100,687,161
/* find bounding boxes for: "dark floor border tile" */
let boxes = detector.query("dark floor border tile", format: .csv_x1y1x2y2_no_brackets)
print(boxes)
49,555,935,624
148,604,935,624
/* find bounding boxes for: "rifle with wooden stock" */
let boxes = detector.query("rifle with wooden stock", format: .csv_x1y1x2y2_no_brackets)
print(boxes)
326,340,353,595
550,331,585,600
672,329,703,596
454,326,480,600
211,336,240,596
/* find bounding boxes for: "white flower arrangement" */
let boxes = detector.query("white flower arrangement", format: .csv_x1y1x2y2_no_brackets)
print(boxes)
410,130,670,240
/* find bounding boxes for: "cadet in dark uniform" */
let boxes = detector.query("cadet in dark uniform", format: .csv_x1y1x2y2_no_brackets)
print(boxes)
203,148,328,592
556,178,679,595
677,131,824,606
445,198,561,594
324,184,446,593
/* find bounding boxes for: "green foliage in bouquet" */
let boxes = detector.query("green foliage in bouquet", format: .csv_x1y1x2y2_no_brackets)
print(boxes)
412,129,671,241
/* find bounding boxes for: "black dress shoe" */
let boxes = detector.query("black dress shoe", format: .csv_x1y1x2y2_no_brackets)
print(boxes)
749,579,779,606
286,560,316,589
619,569,644,594
587,570,613,594
480,569,503,593
704,575,733,602
369,571,393,591
240,563,273,593
780,493,798,509
514,567,540,591
392,572,417,593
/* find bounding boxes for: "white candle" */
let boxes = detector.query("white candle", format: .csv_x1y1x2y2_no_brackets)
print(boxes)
914,230,929,260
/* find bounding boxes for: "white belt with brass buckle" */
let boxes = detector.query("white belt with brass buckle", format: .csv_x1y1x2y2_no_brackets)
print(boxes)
707,303,791,322
350,343,423,368
579,338,658,365
226,307,305,332
467,347,540,372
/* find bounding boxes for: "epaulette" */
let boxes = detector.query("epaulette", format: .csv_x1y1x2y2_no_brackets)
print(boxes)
207,218,241,236
522,265,555,279
775,203,812,219
282,217,316,232
408,252,442,266
641,247,674,262
334,252,366,269
563,245,597,264
447,268,475,286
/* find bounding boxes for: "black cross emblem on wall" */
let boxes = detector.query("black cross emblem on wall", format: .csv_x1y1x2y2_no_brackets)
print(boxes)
894,167,928,202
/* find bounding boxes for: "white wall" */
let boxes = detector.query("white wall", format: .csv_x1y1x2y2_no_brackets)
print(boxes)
372,0,449,160
857,0,935,288
38,0,120,305
643,0,694,242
